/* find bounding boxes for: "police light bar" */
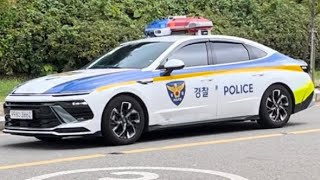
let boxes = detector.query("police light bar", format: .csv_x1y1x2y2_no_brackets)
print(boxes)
144,16,213,37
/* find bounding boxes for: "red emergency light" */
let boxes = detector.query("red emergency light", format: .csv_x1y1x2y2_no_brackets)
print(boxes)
145,16,214,37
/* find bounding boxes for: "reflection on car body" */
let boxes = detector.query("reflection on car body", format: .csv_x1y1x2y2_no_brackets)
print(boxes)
3,16,314,145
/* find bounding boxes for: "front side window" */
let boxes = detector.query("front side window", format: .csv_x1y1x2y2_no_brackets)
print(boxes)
211,42,250,64
168,43,208,67
89,42,172,69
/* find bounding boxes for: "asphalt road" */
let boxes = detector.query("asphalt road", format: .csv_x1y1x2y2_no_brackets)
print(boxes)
0,105,319,180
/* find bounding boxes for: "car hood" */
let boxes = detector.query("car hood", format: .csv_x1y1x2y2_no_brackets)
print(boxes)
13,69,142,94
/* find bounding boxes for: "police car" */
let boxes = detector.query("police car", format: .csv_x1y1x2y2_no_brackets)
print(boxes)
3,17,315,145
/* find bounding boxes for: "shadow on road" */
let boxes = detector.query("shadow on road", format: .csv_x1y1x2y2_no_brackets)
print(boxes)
1,121,306,150
139,121,305,142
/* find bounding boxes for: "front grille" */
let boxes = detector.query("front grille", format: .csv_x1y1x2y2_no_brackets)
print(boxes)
4,101,94,129
4,102,62,128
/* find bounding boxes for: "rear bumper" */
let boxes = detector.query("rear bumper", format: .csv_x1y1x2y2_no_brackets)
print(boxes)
294,91,314,113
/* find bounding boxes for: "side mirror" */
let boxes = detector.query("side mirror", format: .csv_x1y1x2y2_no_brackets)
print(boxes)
161,59,185,76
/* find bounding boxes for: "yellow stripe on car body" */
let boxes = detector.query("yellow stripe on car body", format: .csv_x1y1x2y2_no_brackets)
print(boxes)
96,65,304,93
153,65,303,82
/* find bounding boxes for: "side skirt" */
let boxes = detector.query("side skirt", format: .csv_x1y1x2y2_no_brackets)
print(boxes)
148,115,259,132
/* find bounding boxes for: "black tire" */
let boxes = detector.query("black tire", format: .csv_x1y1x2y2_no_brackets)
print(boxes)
258,84,293,128
36,137,62,142
101,95,145,145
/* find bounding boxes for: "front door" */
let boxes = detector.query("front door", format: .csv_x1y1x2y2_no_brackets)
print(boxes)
144,42,218,125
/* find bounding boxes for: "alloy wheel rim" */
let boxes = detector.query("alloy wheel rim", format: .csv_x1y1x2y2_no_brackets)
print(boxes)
266,89,290,122
110,101,141,139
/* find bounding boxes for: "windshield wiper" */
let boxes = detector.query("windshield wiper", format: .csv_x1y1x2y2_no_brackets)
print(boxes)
103,66,122,69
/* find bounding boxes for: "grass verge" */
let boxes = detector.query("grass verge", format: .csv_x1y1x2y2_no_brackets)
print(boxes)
0,77,24,101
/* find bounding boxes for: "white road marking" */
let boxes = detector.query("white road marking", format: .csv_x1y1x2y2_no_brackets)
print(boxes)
25,167,248,180
99,171,159,180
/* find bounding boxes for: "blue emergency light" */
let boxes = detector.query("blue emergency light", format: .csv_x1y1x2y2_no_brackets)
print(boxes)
144,16,213,37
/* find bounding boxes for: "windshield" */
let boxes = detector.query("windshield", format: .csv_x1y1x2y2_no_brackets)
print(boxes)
88,42,172,69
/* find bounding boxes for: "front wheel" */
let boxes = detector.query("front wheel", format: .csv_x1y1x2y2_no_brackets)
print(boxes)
101,95,145,145
258,85,293,128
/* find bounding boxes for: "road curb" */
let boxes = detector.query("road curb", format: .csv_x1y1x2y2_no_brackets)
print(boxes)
0,102,3,117
0,116,4,131
0,102,3,131
316,89,320,102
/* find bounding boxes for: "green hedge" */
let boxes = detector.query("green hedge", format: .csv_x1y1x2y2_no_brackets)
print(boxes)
0,0,318,76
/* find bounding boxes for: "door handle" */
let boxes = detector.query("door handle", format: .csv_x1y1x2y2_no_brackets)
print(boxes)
137,79,153,84
201,78,214,82
252,73,264,77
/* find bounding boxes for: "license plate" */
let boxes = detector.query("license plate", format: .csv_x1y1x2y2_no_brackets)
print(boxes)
10,110,33,120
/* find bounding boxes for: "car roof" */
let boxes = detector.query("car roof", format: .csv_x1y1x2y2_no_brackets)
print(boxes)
122,35,253,44
122,35,276,54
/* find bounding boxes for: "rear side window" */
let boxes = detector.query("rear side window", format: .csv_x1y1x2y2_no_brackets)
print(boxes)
169,43,208,67
244,44,267,59
210,42,250,64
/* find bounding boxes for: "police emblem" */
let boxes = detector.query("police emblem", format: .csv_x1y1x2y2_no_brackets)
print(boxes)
166,81,186,106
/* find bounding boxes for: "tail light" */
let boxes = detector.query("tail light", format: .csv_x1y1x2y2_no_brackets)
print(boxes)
295,59,309,73
301,64,309,73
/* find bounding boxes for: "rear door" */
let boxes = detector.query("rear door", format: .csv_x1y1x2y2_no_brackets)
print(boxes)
209,42,267,119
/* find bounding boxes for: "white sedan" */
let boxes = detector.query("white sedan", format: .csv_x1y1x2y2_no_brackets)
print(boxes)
3,35,315,145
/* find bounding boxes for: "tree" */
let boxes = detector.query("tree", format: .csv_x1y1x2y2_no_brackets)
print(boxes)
0,0,317,76
310,0,316,82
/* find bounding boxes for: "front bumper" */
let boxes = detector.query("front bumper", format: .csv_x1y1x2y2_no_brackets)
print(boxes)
3,95,105,137
3,127,99,137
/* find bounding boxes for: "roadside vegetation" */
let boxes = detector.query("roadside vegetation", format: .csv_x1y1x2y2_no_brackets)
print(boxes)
0,77,24,101
0,0,319,99
0,0,319,76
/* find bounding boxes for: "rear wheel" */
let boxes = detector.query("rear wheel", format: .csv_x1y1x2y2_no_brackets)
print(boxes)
101,95,145,145
258,85,293,128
